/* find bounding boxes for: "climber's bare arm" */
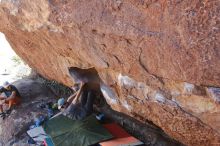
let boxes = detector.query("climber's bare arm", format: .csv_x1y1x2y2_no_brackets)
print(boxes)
67,92,77,103
71,82,85,104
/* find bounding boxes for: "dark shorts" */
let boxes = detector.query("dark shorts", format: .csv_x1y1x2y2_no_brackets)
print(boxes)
63,89,96,120
63,103,87,120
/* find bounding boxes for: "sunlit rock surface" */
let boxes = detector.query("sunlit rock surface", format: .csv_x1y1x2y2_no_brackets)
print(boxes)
0,0,220,145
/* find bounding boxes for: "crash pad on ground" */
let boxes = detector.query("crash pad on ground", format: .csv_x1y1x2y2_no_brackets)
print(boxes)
43,114,113,146
27,126,49,145
100,123,144,146
103,123,130,138
44,137,54,146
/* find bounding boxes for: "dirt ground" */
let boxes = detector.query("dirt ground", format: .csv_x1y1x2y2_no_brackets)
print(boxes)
0,77,182,146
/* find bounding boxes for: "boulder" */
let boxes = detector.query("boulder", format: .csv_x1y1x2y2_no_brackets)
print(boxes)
0,0,220,145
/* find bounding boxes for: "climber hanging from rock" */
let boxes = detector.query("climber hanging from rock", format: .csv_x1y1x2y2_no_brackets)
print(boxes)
57,84,81,111
57,81,96,120
57,67,101,120
0,81,21,119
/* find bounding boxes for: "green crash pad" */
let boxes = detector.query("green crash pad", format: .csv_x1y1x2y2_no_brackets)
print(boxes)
43,114,113,146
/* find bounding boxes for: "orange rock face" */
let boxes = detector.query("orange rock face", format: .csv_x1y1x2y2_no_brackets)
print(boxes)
0,0,220,145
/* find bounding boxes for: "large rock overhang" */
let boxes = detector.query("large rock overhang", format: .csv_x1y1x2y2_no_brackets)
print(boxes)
0,0,220,145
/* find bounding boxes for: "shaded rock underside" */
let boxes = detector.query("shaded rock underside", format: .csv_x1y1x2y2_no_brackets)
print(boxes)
0,0,220,145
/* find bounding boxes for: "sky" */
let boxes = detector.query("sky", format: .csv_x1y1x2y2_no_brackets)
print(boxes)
0,32,16,73
0,32,16,58
0,32,31,85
